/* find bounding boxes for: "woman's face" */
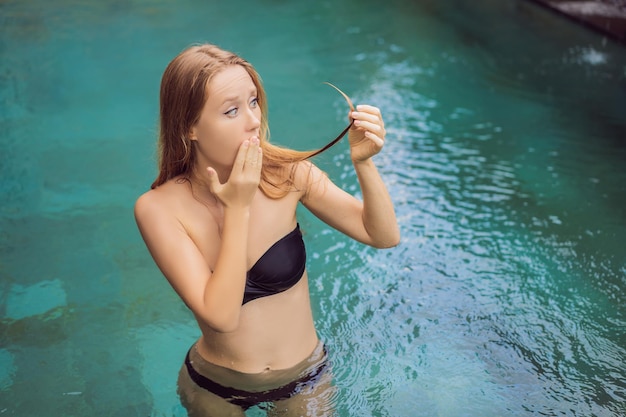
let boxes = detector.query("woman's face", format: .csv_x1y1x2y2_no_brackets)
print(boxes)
190,65,261,169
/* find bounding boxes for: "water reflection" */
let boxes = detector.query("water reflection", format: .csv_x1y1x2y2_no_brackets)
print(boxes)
308,34,626,415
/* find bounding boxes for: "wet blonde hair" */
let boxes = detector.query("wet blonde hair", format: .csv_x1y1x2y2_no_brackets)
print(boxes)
152,44,326,198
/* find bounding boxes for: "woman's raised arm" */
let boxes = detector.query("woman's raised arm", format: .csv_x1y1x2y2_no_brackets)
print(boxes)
300,104,400,248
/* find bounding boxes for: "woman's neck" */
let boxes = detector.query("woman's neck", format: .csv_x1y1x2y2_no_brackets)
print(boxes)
185,167,220,207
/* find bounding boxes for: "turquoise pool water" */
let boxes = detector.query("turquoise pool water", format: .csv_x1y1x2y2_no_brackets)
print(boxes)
1,0,625,416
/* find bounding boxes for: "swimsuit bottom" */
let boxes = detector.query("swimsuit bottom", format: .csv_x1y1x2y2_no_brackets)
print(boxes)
182,341,330,410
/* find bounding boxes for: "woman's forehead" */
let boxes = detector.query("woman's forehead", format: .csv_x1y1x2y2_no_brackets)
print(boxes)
207,65,256,100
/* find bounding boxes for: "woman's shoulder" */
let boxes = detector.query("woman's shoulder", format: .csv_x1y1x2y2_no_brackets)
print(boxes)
290,159,328,192
134,177,188,220
289,159,324,181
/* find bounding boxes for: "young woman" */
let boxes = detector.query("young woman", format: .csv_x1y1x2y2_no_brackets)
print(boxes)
134,44,399,416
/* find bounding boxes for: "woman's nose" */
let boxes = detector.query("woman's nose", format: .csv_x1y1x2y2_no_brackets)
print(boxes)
246,107,261,129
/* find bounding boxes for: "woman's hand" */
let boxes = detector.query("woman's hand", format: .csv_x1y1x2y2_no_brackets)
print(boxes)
206,138,263,209
348,105,386,163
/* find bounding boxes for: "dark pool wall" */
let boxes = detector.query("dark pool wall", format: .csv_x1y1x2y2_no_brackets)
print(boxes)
528,0,626,42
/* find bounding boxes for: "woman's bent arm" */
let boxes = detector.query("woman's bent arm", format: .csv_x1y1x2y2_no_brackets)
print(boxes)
300,104,399,248
134,139,263,333
353,158,399,248
300,161,399,248
134,194,250,333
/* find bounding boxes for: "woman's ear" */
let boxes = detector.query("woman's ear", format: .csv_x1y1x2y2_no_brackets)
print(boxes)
188,126,197,141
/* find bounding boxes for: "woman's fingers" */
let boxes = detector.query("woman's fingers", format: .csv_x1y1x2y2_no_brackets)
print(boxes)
232,137,262,173
351,104,383,120
347,104,387,162
231,139,250,175
240,138,262,188
364,130,385,147
354,119,385,137
245,137,262,174
205,167,223,196
352,104,383,120
351,106,386,142
205,138,262,208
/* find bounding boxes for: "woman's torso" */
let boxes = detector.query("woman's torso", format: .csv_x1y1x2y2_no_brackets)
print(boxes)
158,177,318,373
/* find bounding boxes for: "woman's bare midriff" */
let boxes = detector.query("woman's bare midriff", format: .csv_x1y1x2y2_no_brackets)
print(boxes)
194,274,319,374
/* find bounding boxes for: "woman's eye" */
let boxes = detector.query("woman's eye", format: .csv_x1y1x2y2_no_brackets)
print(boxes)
250,97,259,107
225,107,238,116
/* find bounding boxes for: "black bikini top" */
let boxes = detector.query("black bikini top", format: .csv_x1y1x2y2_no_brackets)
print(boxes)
243,224,306,304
